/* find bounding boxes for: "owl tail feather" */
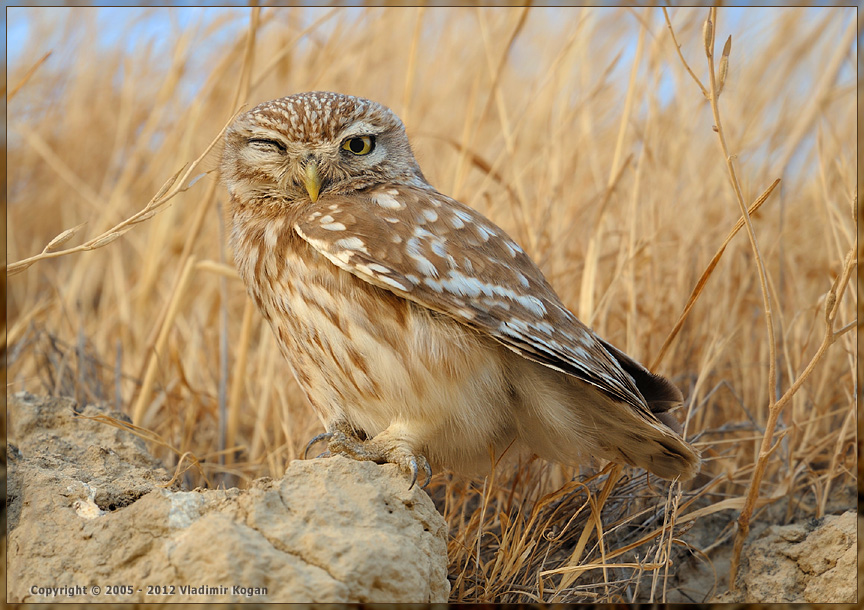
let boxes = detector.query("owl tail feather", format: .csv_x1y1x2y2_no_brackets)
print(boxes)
518,375,701,481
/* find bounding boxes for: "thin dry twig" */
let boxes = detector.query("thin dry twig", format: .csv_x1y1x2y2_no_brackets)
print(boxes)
662,7,855,588
702,10,778,416
701,7,782,586
134,8,263,427
555,464,622,595
6,50,52,101
6,116,232,278
730,246,855,583
661,8,708,99
651,178,780,370
220,5,260,476
580,17,646,323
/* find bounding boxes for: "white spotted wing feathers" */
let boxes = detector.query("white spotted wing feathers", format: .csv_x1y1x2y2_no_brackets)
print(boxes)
294,184,678,417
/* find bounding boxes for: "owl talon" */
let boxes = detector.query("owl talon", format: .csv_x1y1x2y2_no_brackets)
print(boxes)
304,432,333,459
408,456,433,490
422,460,432,488
408,459,419,490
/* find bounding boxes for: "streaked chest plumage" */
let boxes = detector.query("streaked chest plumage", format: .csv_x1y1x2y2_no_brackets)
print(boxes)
229,205,511,444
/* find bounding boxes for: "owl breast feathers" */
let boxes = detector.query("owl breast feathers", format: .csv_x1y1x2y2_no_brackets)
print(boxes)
221,91,700,486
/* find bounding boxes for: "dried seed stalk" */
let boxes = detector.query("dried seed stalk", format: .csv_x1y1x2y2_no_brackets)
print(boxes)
7,113,235,277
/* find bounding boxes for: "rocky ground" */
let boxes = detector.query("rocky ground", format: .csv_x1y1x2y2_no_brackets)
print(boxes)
713,511,857,603
5,392,857,603
7,392,449,603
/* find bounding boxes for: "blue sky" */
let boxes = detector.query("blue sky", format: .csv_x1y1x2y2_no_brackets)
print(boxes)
7,6,854,72
4,6,855,189
6,5,855,153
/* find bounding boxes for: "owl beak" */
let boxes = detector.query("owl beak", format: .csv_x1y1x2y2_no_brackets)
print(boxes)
304,161,322,202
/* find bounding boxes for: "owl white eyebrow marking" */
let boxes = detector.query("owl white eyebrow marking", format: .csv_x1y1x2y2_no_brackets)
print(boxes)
340,120,380,138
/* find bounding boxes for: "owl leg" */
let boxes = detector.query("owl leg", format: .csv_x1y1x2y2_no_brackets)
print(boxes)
322,421,432,489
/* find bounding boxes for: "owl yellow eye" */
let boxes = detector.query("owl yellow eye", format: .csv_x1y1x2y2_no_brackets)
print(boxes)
342,136,375,155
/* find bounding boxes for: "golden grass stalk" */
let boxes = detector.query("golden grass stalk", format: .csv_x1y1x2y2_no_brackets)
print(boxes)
650,178,780,370
7,6,855,602
557,464,621,593
6,50,51,101
663,7,856,588
6,119,230,278
729,246,854,582
579,18,645,324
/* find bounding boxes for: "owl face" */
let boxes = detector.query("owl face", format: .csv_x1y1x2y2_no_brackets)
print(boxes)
222,92,426,205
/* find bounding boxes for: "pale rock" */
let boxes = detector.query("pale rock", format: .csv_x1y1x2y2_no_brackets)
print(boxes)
716,510,855,603
7,392,450,603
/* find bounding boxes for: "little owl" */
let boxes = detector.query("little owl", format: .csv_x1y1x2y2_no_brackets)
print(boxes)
221,91,699,488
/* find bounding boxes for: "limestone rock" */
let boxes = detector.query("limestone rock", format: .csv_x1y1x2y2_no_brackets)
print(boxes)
716,510,856,603
7,392,450,603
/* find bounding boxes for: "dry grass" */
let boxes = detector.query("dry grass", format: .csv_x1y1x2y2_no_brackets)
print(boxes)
5,6,857,603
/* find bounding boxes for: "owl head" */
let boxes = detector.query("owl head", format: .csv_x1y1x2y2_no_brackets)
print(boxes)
221,91,427,205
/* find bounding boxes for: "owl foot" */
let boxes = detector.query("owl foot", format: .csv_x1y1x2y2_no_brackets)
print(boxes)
324,428,433,490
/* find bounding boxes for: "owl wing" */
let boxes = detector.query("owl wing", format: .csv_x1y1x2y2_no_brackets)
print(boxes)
293,184,678,415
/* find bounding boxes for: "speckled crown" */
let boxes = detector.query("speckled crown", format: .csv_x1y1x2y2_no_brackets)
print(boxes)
243,91,402,143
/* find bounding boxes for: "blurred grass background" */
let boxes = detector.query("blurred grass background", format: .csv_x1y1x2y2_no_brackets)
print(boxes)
5,5,857,603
